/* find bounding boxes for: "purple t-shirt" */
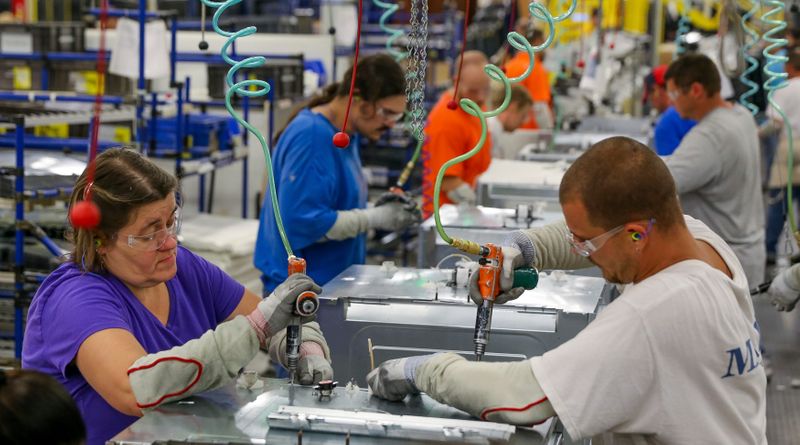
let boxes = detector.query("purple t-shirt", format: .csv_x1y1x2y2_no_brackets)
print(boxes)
21,246,244,445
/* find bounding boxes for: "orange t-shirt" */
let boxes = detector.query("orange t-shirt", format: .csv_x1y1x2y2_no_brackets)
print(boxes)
422,91,493,216
503,51,551,129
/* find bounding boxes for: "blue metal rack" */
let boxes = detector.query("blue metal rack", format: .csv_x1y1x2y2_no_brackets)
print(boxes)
0,106,135,359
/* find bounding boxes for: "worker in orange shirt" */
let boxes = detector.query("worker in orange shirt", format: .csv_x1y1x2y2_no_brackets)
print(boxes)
503,28,552,129
422,50,492,217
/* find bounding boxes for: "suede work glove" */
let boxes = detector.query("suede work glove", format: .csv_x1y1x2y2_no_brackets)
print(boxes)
247,274,322,347
468,246,526,305
366,354,436,401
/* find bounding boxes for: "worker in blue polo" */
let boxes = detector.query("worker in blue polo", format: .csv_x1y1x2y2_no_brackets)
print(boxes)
254,54,419,292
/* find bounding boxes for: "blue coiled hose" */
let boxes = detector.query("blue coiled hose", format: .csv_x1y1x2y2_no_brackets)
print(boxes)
762,0,796,237
373,0,407,61
675,0,691,58
200,0,293,256
738,0,760,116
433,0,577,252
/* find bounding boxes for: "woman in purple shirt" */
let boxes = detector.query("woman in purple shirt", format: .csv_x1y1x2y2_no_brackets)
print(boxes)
22,149,332,445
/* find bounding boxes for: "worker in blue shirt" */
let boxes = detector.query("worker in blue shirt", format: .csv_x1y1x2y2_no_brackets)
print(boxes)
254,54,419,292
645,65,696,156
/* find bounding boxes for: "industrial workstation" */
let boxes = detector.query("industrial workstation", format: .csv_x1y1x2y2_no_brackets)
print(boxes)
1,0,799,444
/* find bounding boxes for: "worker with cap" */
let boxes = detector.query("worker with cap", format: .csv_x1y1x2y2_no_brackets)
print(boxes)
422,50,493,217
645,64,696,156
368,136,767,444
663,53,765,286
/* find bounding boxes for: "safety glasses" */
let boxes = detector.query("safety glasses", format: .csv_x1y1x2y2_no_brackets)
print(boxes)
566,219,655,257
377,106,404,124
122,209,181,252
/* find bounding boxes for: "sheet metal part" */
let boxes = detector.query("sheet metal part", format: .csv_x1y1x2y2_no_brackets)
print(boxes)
109,378,560,444
319,265,605,385
268,405,516,442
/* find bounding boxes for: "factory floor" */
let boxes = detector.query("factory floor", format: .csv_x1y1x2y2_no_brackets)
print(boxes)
755,294,800,445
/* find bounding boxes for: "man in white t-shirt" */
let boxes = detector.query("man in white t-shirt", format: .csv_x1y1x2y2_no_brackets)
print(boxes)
760,47,800,263
367,137,767,444
663,53,765,287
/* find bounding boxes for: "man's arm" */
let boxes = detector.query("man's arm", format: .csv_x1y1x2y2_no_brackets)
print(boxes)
368,353,555,425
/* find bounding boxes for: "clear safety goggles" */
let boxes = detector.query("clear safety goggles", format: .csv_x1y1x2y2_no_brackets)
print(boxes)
121,209,181,252
566,225,625,257
566,219,655,257
377,106,404,124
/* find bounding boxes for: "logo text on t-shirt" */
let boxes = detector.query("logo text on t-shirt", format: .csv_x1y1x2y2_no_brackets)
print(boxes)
721,338,761,378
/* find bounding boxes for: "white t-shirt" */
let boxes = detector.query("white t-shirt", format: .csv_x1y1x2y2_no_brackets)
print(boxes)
530,216,767,444
767,76,800,137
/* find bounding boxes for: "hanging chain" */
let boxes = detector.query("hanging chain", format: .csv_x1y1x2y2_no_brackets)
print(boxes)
405,0,429,141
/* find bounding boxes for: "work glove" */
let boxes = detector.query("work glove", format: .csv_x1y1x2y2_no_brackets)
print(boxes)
468,246,526,305
366,354,436,401
446,183,477,206
267,322,334,385
254,273,321,342
365,201,421,232
374,190,418,212
766,266,800,312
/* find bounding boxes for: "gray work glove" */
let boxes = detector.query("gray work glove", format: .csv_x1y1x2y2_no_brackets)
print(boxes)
298,354,334,385
267,322,333,385
256,273,321,339
468,246,526,305
446,183,477,206
366,201,421,232
374,190,419,212
366,354,436,401
325,204,421,241
766,267,800,312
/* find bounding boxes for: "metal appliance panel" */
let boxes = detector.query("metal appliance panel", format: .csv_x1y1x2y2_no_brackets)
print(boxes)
319,265,604,386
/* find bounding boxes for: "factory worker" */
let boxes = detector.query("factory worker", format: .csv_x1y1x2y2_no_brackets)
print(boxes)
663,53,765,287
254,54,419,291
760,48,800,266
22,149,331,445
486,83,533,159
422,50,492,216
644,64,695,156
369,137,767,444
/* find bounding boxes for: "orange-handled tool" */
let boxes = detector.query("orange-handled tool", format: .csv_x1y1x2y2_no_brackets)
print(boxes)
473,244,538,361
286,256,320,382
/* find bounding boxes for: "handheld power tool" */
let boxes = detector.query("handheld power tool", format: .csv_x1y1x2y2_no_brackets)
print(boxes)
474,243,539,361
286,256,320,384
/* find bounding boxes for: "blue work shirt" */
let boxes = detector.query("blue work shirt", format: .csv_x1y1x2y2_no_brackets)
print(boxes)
654,106,696,156
254,109,367,292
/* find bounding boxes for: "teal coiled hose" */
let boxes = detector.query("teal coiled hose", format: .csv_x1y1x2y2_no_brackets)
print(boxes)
675,0,691,58
738,0,761,116
199,0,293,256
373,0,407,61
433,0,577,253
762,0,796,239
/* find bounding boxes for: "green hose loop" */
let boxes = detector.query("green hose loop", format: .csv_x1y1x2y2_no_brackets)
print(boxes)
202,0,293,256
433,1,576,247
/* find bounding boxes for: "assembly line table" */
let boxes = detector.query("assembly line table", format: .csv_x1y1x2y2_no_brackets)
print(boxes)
110,378,569,444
